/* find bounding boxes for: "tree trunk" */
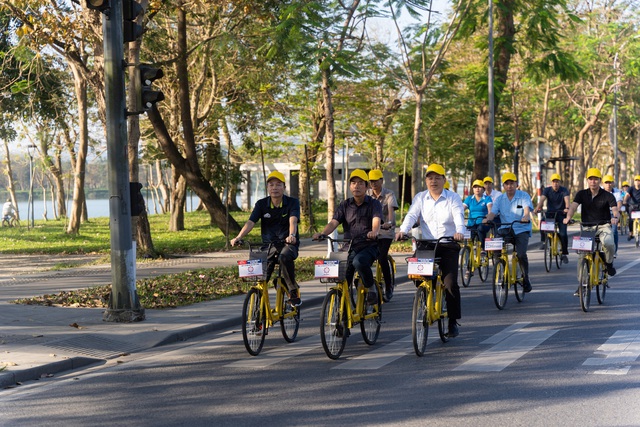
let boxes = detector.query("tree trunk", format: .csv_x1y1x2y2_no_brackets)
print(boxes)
155,159,170,213
169,169,187,231
2,140,19,221
411,91,424,197
321,68,337,219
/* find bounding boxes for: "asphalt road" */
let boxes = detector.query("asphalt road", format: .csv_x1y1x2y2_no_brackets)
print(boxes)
1,241,639,426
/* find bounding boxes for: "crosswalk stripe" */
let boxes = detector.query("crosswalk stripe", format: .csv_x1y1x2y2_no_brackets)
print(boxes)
332,335,414,370
225,335,319,368
584,330,640,375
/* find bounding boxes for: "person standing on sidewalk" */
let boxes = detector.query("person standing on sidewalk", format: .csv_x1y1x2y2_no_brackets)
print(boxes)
367,169,399,302
534,173,570,263
484,172,534,292
313,169,383,305
623,175,640,240
396,163,465,338
230,171,302,306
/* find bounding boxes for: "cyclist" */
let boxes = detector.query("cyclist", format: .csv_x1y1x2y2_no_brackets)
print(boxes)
396,163,465,338
2,198,15,223
367,169,399,302
230,171,302,306
534,173,570,263
602,175,623,254
313,169,383,305
563,167,618,282
463,179,492,250
623,175,640,240
483,172,533,293
483,176,502,203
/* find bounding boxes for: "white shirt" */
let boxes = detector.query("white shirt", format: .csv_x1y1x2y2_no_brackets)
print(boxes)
485,189,502,203
2,202,14,216
400,189,466,239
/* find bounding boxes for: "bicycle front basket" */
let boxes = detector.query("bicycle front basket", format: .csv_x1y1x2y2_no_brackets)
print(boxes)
317,251,349,283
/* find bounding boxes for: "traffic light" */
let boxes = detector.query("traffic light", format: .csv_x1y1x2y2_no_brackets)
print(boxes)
85,0,109,13
123,0,143,42
139,64,165,111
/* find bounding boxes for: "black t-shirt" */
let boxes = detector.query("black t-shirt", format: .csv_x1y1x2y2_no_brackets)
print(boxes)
627,186,640,207
249,195,300,246
573,188,616,224
333,195,383,251
542,185,569,217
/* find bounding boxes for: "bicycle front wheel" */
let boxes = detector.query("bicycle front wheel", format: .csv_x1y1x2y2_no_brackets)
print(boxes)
493,259,508,310
412,286,429,356
361,288,382,345
479,250,489,282
460,246,471,287
579,258,591,312
242,288,266,356
544,236,552,272
320,289,347,360
514,258,525,303
279,289,300,343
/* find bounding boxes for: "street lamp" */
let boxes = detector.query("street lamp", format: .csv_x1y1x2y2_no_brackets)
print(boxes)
26,144,36,229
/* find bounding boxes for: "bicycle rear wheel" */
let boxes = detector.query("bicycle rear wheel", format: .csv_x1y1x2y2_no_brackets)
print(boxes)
493,259,508,310
555,238,562,269
279,288,300,343
385,255,396,301
459,246,471,287
514,258,525,303
596,263,607,305
579,259,591,312
479,250,489,282
242,288,266,356
361,287,382,345
544,236,552,272
320,289,347,360
412,286,429,356
437,285,449,343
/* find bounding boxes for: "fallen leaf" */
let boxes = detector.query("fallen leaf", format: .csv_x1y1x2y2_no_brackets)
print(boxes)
69,323,80,329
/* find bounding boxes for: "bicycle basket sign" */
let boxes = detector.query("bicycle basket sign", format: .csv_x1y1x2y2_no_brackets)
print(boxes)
463,228,472,239
632,211,640,219
315,260,340,278
484,238,504,251
407,258,434,276
572,236,593,252
237,259,264,277
540,221,555,232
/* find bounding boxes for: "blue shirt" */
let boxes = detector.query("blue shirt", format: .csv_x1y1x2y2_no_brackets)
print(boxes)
491,190,533,236
463,194,492,227
542,186,569,214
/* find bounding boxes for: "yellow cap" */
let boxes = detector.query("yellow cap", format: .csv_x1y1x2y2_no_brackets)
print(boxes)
635,175,640,181
368,169,383,181
501,172,517,184
622,181,630,187
472,179,484,188
425,163,445,177
444,182,450,189
483,176,494,183
550,173,561,182
349,169,369,182
266,171,285,183
586,168,602,179
603,175,614,183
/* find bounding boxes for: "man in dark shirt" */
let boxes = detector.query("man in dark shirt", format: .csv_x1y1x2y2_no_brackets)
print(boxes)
564,168,618,279
313,169,383,305
231,171,302,306
623,175,640,239
535,173,570,263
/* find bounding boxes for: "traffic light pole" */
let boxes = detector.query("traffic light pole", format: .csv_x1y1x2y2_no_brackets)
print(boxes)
101,0,145,322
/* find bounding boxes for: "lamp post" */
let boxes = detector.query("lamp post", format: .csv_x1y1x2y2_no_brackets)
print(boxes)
26,144,36,229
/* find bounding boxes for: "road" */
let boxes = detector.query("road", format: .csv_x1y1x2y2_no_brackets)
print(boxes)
1,243,640,426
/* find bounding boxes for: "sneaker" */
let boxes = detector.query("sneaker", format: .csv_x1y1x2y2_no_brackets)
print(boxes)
384,284,394,302
366,289,378,305
574,288,580,297
605,263,617,277
540,243,546,250
523,277,532,293
448,320,459,338
561,255,569,264
628,235,634,241
288,289,301,307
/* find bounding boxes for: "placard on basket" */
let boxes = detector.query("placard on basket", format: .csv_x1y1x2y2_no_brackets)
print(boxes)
632,211,640,219
484,237,504,251
407,258,434,277
572,236,593,252
540,221,555,232
237,259,265,278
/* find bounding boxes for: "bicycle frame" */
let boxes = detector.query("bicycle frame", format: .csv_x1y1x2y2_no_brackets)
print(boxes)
575,222,609,312
486,220,526,309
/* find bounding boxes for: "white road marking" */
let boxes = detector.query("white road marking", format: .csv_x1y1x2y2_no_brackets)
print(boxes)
332,335,414,370
583,330,640,375
225,335,319,368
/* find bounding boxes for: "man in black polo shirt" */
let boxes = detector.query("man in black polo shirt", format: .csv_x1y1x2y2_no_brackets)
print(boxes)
623,175,640,239
535,173,570,263
564,168,618,280
231,171,302,306
313,169,383,305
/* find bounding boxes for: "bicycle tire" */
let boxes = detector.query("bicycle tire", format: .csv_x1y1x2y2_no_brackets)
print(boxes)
596,262,607,305
386,255,396,301
279,287,300,343
460,246,471,287
636,234,639,249
579,258,591,312
514,258,525,303
544,236,552,272
361,287,381,345
437,284,449,343
493,259,508,310
350,276,359,308
479,250,489,282
242,288,266,356
412,286,429,356
555,238,562,269
320,289,347,360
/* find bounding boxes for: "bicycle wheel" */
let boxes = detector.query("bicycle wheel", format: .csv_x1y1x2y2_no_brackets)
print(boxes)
320,289,347,360
579,258,591,312
386,255,396,301
478,250,489,282
459,246,471,287
437,285,450,343
493,259,508,310
544,236,552,272
242,288,266,356
596,262,607,305
412,286,429,356
361,287,382,345
514,258,525,303
279,288,300,343
350,276,359,308
555,238,562,269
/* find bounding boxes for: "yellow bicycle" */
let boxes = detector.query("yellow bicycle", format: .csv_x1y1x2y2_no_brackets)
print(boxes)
237,240,301,356
631,208,640,249
486,220,527,310
353,254,396,303
459,219,491,287
407,237,454,356
315,235,383,360
574,222,609,312
619,208,628,236
541,212,563,272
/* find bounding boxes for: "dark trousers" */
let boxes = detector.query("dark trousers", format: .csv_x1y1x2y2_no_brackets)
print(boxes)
497,229,530,278
266,244,299,291
346,245,379,290
377,238,393,287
